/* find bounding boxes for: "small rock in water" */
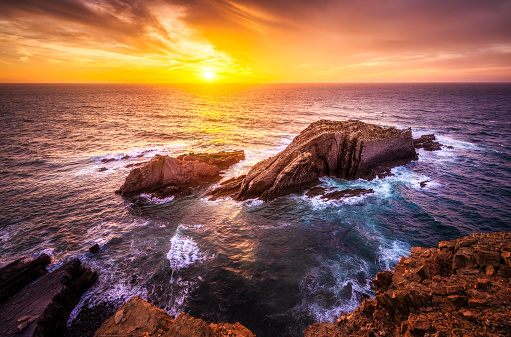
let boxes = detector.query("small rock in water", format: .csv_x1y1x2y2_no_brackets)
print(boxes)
101,158,116,163
420,180,430,188
98,167,108,172
121,155,130,160
89,244,100,254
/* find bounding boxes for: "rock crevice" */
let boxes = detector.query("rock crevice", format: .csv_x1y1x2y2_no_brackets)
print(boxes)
305,232,511,337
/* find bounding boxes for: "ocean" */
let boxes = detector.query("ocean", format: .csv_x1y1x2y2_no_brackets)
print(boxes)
0,83,510,336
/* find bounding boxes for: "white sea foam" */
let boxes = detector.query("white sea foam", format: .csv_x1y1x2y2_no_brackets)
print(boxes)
305,193,371,210
377,240,410,271
297,256,373,322
139,193,175,205
167,225,208,270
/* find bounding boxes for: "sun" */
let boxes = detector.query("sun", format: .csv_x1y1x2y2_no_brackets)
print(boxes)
203,71,215,80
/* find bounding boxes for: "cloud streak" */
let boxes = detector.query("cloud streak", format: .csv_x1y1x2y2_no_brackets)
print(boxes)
0,0,509,82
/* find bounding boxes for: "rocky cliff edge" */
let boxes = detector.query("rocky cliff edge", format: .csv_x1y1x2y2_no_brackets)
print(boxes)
305,232,511,337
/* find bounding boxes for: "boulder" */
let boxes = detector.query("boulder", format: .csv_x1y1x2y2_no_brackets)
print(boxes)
0,258,97,337
93,296,174,337
207,120,417,201
94,296,255,337
413,134,443,151
116,150,244,198
0,253,51,304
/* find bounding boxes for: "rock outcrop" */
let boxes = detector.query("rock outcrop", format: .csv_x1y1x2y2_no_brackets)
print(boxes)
0,253,51,304
304,232,511,337
116,150,245,198
413,134,448,151
94,296,255,337
0,258,97,337
305,187,374,200
207,120,417,201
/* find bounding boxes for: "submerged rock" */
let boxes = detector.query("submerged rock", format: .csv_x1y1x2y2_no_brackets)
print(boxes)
207,120,417,201
116,150,245,198
304,232,511,337
306,187,374,200
0,258,97,337
413,134,443,151
89,244,100,254
94,296,255,337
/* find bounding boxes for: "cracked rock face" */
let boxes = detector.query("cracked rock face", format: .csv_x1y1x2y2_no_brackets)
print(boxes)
94,296,255,337
207,120,417,201
305,232,511,337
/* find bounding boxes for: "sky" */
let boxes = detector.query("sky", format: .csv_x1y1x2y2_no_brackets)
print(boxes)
1,0,510,83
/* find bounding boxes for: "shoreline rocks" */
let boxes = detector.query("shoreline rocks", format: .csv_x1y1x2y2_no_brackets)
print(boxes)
207,120,417,201
94,296,255,337
0,257,97,337
304,232,511,337
0,253,51,304
116,150,245,198
413,134,451,151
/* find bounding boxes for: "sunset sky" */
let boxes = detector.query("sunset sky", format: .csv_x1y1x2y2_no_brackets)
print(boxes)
1,0,510,83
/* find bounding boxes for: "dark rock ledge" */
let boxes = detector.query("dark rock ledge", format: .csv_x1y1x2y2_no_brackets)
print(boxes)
305,232,511,337
0,256,97,337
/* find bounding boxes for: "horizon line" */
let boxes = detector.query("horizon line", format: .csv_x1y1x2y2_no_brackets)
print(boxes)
1,81,510,85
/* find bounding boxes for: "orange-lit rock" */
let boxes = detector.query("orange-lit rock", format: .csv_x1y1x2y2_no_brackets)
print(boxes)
304,232,511,337
94,296,255,337
116,150,244,198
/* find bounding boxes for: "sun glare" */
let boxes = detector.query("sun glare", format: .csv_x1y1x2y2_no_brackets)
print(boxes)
204,72,215,79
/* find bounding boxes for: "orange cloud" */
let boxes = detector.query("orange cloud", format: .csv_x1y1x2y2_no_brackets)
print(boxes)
0,0,510,82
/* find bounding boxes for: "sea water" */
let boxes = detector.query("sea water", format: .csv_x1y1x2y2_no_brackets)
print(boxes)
0,83,510,336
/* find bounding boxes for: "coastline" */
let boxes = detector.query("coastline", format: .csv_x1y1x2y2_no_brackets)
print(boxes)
59,231,511,337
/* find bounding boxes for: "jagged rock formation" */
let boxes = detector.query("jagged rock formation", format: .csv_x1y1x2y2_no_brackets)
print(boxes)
116,150,245,198
413,134,449,151
94,296,255,337
207,120,417,201
304,232,511,337
0,253,51,304
0,258,97,337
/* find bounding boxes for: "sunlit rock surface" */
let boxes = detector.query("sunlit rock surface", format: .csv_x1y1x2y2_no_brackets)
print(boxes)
305,232,511,337
207,120,417,201
117,150,245,198
94,296,255,337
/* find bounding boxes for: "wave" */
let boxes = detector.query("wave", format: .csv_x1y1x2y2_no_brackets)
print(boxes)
296,255,373,323
167,224,210,270
138,194,175,205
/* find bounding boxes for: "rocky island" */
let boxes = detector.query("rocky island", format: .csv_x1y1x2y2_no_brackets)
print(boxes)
117,120,449,202
116,150,245,198
206,120,418,201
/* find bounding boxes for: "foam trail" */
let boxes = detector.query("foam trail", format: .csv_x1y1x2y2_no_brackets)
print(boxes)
167,225,207,270
139,193,175,205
